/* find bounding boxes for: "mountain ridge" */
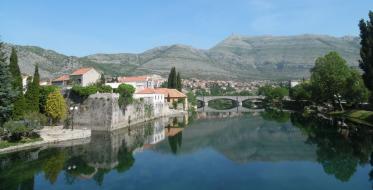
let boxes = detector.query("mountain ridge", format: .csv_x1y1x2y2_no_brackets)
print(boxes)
3,34,361,81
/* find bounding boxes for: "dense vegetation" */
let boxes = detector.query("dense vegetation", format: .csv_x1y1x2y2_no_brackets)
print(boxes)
166,67,182,91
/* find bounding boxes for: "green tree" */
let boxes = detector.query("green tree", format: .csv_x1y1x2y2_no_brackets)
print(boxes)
45,89,67,125
0,42,17,125
39,85,59,114
116,84,135,107
167,67,177,89
310,52,351,111
176,72,182,91
359,11,373,96
289,82,312,101
25,65,40,113
9,47,26,119
344,69,369,106
258,85,288,107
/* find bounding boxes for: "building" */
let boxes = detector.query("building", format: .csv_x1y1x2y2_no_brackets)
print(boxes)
69,67,101,87
115,75,166,92
154,88,188,110
52,74,70,87
134,88,165,116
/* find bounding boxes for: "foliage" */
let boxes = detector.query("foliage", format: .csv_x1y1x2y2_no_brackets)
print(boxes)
3,120,31,141
45,89,67,125
195,88,209,96
258,85,289,107
9,47,26,120
23,111,48,129
208,99,236,110
359,11,373,94
39,85,60,114
186,91,197,106
260,109,290,123
97,85,112,93
310,52,369,110
172,101,178,109
167,67,177,89
71,85,98,97
289,82,312,101
176,72,182,91
25,65,40,113
116,84,135,107
0,42,17,125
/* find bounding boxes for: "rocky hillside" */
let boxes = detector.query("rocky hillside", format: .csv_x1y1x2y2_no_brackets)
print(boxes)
3,34,361,80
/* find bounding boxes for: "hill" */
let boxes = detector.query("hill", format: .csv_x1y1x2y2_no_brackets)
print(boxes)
3,34,361,80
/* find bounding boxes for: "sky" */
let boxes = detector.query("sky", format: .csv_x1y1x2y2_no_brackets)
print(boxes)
0,0,372,56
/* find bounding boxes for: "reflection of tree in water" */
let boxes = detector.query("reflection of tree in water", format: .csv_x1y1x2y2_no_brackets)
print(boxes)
291,113,373,183
116,146,134,173
168,132,183,154
260,109,290,123
43,151,66,184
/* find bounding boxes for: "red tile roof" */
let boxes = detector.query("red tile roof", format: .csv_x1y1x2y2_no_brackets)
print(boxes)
71,67,94,75
118,76,148,82
53,74,70,81
136,88,186,98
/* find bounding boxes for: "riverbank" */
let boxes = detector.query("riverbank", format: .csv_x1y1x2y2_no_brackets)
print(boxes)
329,110,373,127
0,126,91,154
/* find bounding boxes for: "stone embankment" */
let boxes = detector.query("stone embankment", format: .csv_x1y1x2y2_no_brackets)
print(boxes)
0,126,91,154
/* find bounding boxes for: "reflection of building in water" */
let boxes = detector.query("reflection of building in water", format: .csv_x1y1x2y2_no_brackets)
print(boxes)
144,119,166,145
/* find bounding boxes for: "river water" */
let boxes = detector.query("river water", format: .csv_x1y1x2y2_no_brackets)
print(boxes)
1,110,373,190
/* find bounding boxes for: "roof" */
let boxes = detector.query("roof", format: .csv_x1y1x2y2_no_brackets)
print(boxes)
156,88,186,98
136,88,186,98
53,74,70,81
71,67,94,75
118,76,148,83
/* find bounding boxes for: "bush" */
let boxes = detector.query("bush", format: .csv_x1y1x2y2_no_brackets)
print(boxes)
116,84,135,108
98,85,112,93
3,120,31,141
71,85,98,97
23,112,48,129
40,85,60,114
46,90,67,125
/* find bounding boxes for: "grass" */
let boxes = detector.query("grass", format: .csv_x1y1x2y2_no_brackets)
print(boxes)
0,137,43,149
329,110,373,127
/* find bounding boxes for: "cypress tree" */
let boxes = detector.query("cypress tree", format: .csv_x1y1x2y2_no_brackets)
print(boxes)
359,11,373,94
9,47,26,119
167,67,177,89
25,65,40,113
0,42,17,125
176,72,182,91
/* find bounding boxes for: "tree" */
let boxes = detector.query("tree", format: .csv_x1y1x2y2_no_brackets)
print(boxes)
310,52,351,111
359,11,373,96
176,72,182,91
344,69,369,106
99,73,105,85
0,42,17,125
116,84,135,108
9,47,26,119
289,82,312,101
45,89,67,125
39,85,59,114
167,67,177,89
25,65,40,113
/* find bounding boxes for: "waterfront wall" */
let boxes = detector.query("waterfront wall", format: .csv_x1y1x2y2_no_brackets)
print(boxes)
72,93,178,131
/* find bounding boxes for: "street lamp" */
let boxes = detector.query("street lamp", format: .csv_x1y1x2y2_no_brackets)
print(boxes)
69,105,79,130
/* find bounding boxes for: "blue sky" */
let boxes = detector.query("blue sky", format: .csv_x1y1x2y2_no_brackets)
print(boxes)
0,0,372,56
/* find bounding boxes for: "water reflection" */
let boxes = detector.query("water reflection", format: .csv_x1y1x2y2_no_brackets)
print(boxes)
1,111,373,189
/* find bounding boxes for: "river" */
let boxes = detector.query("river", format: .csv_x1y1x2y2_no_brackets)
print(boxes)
1,110,373,190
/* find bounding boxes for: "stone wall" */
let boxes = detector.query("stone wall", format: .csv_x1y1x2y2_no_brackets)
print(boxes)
72,93,176,131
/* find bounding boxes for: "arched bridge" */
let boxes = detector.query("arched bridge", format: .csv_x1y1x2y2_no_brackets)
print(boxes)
196,96,265,107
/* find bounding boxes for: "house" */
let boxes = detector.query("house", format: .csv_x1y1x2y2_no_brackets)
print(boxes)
134,88,166,115
69,67,101,87
52,74,70,87
154,88,188,110
115,75,166,92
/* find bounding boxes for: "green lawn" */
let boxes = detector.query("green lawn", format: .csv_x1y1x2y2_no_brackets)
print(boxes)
0,137,43,149
329,110,373,127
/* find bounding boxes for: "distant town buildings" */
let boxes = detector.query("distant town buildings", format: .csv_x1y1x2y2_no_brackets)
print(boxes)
52,67,101,87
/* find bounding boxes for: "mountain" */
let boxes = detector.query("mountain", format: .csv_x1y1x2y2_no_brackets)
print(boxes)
3,34,361,80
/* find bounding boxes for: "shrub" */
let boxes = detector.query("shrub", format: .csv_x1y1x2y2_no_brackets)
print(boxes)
23,112,48,129
46,90,67,125
71,85,98,97
3,120,31,141
116,84,135,108
98,85,112,93
40,85,60,114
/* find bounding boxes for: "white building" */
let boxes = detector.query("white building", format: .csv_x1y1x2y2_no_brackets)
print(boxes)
134,88,165,116
116,75,165,92
69,67,101,87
